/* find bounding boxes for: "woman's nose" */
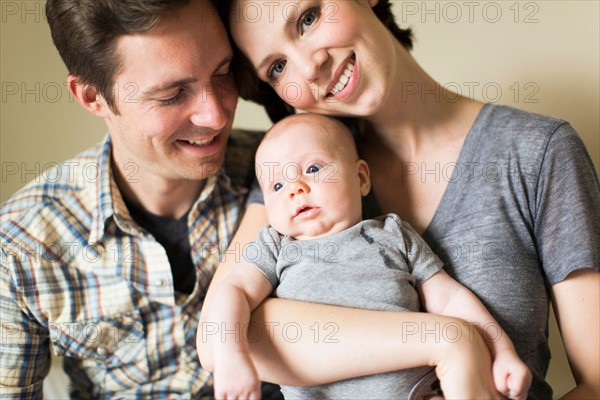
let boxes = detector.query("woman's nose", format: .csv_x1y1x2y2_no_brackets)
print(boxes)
298,48,328,83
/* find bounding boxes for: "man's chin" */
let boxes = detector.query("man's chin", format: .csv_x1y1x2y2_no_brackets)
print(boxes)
183,156,226,180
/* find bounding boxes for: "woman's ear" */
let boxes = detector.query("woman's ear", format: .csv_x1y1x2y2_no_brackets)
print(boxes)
368,0,379,7
357,159,371,196
67,75,109,117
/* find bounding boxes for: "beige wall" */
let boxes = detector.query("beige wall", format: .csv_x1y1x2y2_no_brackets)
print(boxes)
1,1,598,397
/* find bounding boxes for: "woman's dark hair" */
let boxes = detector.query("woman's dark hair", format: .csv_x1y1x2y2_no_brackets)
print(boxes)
46,0,190,114
216,0,413,122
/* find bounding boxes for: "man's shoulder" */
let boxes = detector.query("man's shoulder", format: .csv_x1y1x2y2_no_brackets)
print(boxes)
228,128,265,148
222,128,265,189
1,143,103,261
1,143,103,212
225,128,264,163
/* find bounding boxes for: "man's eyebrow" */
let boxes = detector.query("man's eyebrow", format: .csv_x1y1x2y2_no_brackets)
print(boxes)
142,57,232,97
143,77,197,97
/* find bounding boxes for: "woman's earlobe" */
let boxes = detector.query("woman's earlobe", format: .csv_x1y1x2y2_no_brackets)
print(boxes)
368,0,380,7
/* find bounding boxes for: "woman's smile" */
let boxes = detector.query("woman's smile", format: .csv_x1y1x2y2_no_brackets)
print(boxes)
327,55,355,96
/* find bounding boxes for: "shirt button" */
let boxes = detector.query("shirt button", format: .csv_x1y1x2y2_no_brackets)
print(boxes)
97,347,107,356
156,279,167,287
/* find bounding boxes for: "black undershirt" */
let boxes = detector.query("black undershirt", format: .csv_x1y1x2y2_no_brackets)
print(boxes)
124,198,196,295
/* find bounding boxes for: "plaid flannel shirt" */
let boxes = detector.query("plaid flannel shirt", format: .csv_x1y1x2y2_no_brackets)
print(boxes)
0,130,264,399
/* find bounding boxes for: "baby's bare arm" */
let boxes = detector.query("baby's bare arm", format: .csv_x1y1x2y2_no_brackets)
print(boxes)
419,270,531,399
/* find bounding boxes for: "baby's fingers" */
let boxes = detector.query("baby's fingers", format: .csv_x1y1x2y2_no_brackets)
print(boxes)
506,365,532,400
215,387,261,400
492,365,509,396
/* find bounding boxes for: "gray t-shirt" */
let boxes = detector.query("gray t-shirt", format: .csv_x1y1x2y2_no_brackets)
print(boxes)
245,214,443,399
364,104,600,399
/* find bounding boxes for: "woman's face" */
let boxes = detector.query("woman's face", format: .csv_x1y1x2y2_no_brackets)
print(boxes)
230,0,397,117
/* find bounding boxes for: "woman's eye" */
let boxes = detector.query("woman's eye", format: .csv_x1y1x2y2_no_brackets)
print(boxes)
300,8,320,32
268,60,286,79
306,164,321,174
273,182,283,192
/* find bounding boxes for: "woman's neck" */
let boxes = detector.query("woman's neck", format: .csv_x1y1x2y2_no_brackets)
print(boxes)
363,47,483,161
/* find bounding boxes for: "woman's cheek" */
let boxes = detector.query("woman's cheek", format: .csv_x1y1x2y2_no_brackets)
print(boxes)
275,81,319,110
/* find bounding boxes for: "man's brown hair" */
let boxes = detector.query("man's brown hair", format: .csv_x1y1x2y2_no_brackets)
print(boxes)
46,0,191,113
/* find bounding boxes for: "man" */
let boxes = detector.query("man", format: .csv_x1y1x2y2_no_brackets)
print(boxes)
0,0,280,398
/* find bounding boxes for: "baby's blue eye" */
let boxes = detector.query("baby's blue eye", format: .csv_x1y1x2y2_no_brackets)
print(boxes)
306,164,320,174
273,182,283,192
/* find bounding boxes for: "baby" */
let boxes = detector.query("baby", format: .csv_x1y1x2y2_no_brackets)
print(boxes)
200,114,531,399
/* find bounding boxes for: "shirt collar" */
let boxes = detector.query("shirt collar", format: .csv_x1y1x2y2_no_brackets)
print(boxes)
88,135,137,243
87,136,244,244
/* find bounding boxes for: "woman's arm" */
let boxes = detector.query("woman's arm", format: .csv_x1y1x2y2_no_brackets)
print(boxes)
198,204,501,398
551,268,600,400
247,298,502,399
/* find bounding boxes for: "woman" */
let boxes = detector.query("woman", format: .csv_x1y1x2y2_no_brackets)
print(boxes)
200,1,600,398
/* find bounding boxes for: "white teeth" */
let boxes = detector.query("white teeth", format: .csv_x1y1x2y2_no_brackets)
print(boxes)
186,137,214,146
330,59,355,95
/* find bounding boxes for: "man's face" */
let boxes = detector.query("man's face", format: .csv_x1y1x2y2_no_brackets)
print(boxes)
101,0,237,186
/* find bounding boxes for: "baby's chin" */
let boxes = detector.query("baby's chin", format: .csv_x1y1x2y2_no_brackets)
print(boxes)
288,221,356,241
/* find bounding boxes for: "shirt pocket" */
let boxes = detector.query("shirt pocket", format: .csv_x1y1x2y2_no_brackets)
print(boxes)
49,310,150,389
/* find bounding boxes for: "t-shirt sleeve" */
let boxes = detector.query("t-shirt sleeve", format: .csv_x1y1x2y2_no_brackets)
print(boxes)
246,179,264,205
533,123,600,285
383,214,444,285
243,225,281,288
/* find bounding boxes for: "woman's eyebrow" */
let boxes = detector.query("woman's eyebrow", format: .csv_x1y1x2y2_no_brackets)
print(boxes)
256,55,268,72
255,1,306,73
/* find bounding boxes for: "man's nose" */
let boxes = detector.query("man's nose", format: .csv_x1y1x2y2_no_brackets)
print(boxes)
189,83,232,131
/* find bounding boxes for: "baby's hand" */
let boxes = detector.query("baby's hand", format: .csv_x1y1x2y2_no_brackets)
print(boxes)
214,351,260,400
492,349,532,400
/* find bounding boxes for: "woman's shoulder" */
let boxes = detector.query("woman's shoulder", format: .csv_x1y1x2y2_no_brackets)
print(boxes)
470,103,579,157
478,103,571,137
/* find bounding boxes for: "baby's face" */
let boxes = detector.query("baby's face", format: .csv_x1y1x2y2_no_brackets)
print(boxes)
256,116,369,240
